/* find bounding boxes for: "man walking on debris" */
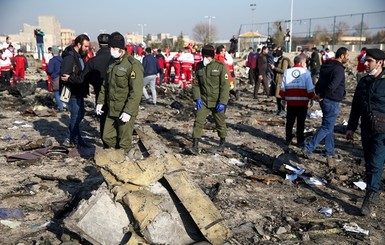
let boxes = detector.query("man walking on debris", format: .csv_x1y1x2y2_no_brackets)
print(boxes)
96,32,143,152
60,34,91,148
346,48,385,216
83,33,111,144
303,47,349,167
280,55,315,147
142,47,160,105
191,45,230,155
255,46,271,99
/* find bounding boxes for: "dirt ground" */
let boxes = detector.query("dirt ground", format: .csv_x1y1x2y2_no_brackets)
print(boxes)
1,52,385,245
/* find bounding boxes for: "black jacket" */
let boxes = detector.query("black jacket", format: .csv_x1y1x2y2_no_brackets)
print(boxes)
60,45,89,98
315,60,346,102
347,69,385,132
83,47,111,101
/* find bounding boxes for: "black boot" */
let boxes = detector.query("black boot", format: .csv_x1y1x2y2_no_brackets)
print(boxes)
191,138,199,155
361,190,380,216
219,138,226,148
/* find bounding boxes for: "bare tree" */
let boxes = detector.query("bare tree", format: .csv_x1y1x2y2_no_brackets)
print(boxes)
334,21,349,44
313,25,332,45
367,30,385,44
353,21,370,37
193,22,217,44
272,21,284,47
174,32,185,51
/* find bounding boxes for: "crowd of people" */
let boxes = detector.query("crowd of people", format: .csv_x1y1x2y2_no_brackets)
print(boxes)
1,31,385,217
243,43,385,217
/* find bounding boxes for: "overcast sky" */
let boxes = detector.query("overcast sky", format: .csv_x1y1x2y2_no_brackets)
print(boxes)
1,0,384,41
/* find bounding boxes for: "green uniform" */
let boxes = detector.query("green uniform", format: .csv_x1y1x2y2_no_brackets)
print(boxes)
97,53,143,150
192,59,230,139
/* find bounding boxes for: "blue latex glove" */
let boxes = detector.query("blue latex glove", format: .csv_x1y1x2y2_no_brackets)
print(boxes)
216,103,226,112
195,99,203,110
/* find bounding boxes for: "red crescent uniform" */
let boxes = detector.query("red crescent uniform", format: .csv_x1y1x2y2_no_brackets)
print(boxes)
172,52,181,84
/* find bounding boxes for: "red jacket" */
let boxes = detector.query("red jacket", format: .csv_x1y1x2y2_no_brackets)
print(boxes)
126,44,134,55
137,46,143,56
13,55,28,70
357,51,366,72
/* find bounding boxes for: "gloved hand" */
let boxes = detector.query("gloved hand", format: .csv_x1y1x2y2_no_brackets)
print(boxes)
96,104,104,115
119,112,131,123
195,99,203,110
216,103,226,112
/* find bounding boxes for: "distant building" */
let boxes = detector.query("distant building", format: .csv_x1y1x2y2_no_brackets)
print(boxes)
61,29,76,48
0,16,74,53
339,36,366,44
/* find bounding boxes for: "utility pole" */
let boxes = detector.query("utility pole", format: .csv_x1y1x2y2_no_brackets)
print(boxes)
138,24,147,44
250,3,256,49
289,0,294,53
204,16,215,44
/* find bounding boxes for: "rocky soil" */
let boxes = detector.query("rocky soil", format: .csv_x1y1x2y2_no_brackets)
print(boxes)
0,52,384,244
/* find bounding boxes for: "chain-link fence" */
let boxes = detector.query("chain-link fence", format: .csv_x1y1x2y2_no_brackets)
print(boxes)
238,11,385,51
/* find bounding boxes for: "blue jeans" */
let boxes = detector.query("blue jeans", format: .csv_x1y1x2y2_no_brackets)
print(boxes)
37,43,44,60
305,98,340,155
67,97,85,143
54,90,64,111
361,131,385,192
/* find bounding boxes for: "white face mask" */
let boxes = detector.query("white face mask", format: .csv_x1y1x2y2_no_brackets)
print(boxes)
110,49,121,59
203,57,211,66
369,63,379,76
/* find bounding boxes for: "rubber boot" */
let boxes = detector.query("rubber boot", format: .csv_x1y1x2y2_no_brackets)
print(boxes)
191,138,199,155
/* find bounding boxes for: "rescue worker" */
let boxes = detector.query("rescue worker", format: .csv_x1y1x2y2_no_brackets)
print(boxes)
191,45,230,155
96,32,143,151
13,49,28,83
164,48,172,84
346,48,385,216
0,49,13,87
192,45,202,72
178,46,194,89
172,50,182,86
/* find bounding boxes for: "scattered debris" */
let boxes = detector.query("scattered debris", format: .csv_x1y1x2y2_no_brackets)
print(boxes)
343,223,369,236
319,207,333,217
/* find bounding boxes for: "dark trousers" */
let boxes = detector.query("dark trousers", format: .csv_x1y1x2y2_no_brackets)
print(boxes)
254,75,270,98
361,131,385,192
67,97,85,144
286,106,308,144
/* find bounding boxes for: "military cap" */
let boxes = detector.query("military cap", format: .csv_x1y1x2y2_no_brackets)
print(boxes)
108,32,125,49
201,45,215,57
366,48,385,60
97,33,110,45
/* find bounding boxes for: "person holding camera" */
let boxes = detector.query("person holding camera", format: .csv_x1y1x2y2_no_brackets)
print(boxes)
346,48,385,216
34,28,45,60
